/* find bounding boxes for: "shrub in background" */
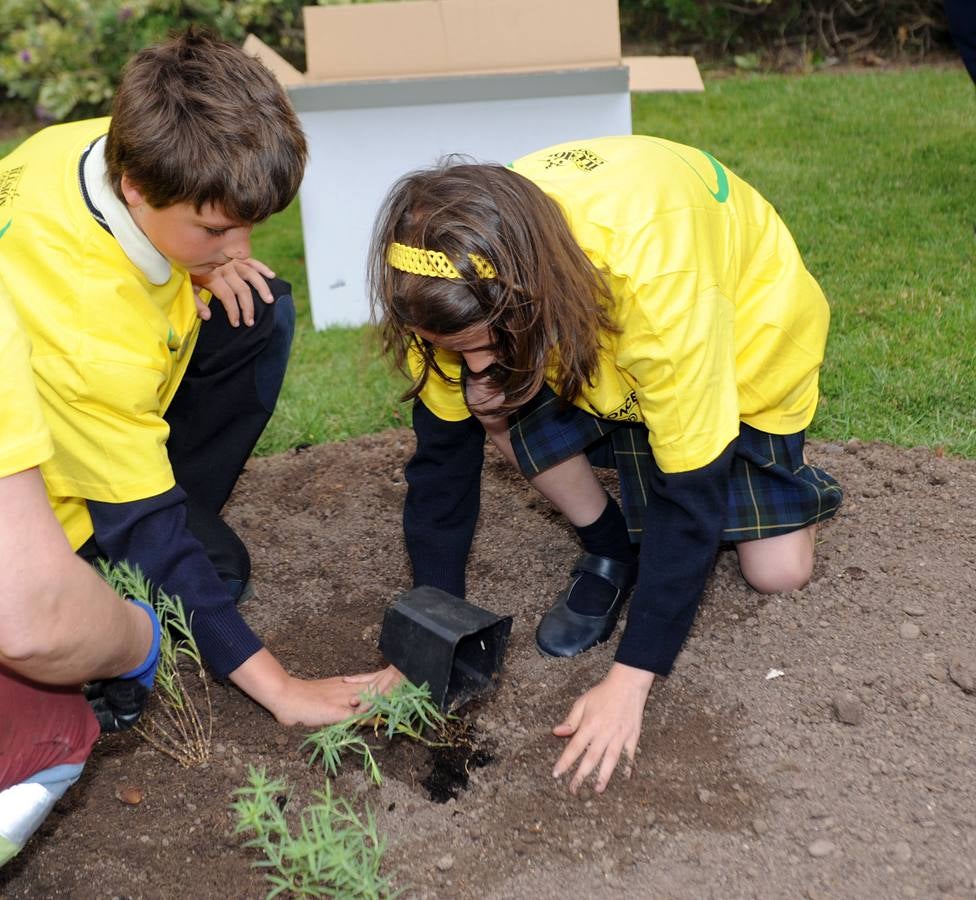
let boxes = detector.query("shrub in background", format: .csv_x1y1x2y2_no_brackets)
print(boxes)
2,0,954,122
619,0,951,69
0,0,305,121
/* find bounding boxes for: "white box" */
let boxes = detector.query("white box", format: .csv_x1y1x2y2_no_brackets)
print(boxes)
245,0,702,327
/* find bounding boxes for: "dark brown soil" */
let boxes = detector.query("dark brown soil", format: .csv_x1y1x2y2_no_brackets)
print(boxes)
2,432,975,899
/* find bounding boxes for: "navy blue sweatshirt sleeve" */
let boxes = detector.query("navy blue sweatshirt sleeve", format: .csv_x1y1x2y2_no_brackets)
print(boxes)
614,439,736,677
403,399,486,597
88,486,263,679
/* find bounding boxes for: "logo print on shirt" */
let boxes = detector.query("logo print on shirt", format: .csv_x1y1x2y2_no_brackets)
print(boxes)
603,391,641,422
0,165,25,209
647,141,730,203
541,149,607,172
699,150,730,203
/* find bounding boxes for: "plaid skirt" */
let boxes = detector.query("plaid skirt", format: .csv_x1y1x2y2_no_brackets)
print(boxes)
507,386,842,543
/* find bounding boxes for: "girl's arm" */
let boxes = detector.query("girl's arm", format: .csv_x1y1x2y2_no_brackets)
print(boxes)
615,438,736,675
403,399,486,597
552,440,735,793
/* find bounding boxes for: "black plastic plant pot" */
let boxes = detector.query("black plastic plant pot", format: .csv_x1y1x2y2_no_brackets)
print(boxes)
378,586,513,712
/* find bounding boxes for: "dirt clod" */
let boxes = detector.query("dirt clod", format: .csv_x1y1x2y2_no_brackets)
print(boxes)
832,692,864,726
948,654,976,694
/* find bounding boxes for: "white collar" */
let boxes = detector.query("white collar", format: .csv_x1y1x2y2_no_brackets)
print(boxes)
82,136,172,286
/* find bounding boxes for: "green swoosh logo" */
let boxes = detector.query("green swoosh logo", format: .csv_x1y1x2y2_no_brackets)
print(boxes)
700,150,730,203
648,141,729,203
0,218,11,239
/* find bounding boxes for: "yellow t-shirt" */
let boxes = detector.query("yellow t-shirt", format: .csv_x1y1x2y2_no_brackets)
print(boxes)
0,119,200,547
0,287,53,478
415,135,830,473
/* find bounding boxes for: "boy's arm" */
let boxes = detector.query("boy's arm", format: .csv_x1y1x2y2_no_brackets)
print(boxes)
403,399,486,597
88,487,261,678
87,488,361,725
0,467,153,685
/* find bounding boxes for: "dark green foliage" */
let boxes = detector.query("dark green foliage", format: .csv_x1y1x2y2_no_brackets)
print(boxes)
619,0,952,67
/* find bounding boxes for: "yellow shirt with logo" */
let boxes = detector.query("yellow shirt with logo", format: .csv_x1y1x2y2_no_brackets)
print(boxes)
414,135,830,474
0,119,200,547
0,286,54,479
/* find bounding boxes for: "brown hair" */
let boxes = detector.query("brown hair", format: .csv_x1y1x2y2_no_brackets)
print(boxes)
104,27,307,222
369,161,615,414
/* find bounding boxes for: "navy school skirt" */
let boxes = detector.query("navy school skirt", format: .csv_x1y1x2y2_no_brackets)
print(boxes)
506,385,842,543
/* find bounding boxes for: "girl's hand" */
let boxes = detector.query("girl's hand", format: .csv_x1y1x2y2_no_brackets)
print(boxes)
552,662,655,794
191,258,276,327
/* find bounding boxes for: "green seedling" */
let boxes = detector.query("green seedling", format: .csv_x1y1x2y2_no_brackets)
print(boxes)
302,680,449,786
231,765,398,899
100,560,213,767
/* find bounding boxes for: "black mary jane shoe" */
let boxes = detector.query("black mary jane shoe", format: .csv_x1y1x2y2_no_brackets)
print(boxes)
535,552,638,658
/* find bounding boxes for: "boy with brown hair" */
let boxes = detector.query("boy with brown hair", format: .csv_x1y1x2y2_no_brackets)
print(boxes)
0,28,364,726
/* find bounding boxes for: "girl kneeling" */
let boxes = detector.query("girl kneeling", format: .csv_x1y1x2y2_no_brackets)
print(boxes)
368,136,842,793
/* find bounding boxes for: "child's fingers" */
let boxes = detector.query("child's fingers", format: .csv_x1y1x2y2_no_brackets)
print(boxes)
552,719,590,779
593,741,625,793
552,695,586,738
243,257,276,278
241,267,274,304
343,671,383,684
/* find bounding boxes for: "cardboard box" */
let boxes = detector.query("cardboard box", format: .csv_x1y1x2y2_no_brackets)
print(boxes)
246,0,702,328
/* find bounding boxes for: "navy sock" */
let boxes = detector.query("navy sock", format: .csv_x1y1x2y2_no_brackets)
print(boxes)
566,494,635,615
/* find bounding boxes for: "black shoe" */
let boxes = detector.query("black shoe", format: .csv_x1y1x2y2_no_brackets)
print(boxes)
535,553,637,658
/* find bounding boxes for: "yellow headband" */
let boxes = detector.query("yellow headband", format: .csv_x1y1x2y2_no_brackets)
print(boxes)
388,241,496,280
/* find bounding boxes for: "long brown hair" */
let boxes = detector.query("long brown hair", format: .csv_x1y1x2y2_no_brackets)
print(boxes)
368,160,615,414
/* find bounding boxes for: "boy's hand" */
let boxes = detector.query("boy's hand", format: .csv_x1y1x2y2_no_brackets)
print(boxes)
191,258,276,327
228,650,376,728
342,664,404,700
552,662,655,794
269,675,364,727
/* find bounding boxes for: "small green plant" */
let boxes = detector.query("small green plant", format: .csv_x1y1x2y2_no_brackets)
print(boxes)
302,680,448,785
100,560,213,766
231,765,398,899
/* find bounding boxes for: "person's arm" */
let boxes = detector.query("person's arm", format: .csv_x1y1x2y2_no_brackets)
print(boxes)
403,398,486,596
87,487,362,725
552,440,735,793
0,467,152,685
615,438,735,675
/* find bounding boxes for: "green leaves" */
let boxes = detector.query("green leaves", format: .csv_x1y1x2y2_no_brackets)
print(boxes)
302,680,448,786
231,766,398,899
100,560,213,766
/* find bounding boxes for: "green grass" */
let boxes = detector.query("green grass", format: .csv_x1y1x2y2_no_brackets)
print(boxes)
248,203,407,454
630,67,976,456
6,65,975,456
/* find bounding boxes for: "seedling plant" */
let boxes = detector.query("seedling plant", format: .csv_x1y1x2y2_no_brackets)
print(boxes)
302,679,449,785
231,765,398,900
100,560,213,767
